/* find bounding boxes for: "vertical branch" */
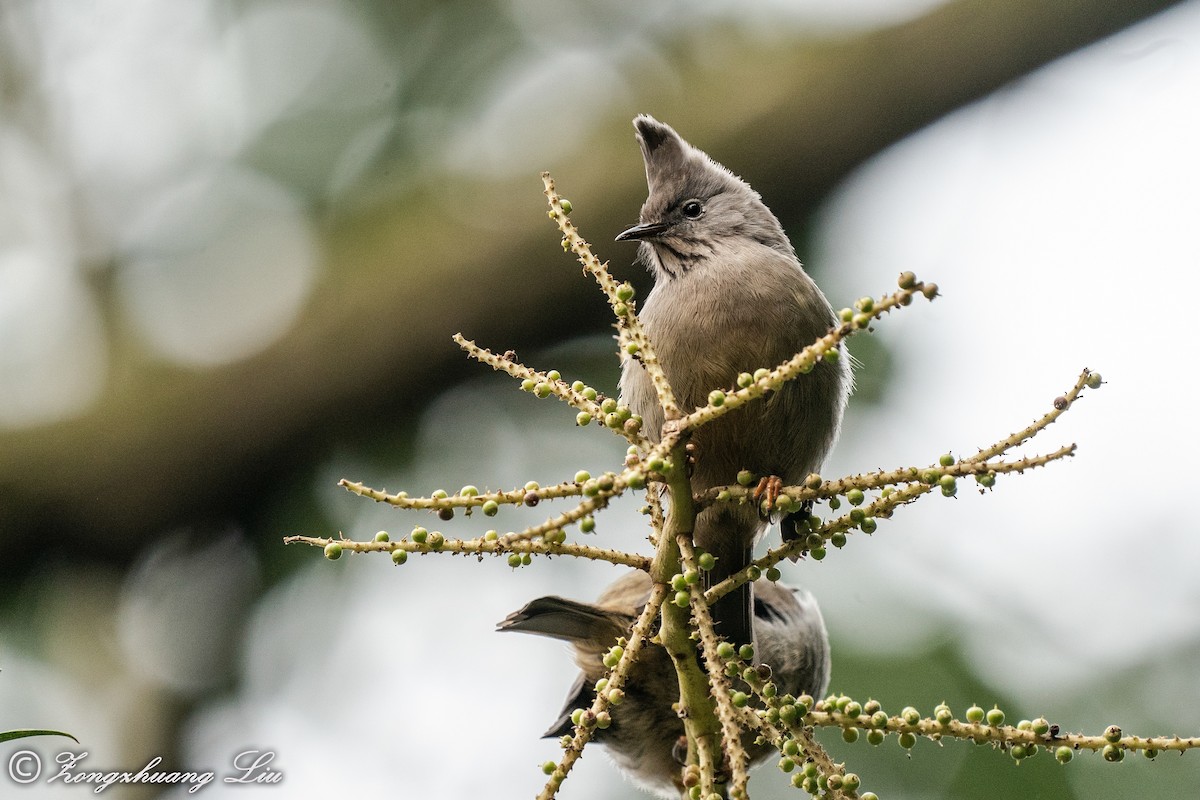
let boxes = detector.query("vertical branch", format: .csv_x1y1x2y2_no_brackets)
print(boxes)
652,441,725,798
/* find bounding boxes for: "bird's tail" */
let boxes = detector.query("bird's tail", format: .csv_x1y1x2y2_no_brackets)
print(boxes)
696,510,757,652
496,595,630,645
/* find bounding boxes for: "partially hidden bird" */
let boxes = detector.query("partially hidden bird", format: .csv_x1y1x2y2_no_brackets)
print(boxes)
498,570,830,798
616,115,851,650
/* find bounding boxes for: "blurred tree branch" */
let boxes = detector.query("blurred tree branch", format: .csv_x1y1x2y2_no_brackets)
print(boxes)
0,0,1181,561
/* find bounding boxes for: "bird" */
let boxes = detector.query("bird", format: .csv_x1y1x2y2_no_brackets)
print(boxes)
615,115,851,650
497,570,830,798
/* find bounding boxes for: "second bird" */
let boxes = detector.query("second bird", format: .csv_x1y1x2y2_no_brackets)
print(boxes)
616,115,851,649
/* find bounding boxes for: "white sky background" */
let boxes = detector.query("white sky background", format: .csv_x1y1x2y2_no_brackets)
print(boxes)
4,1,1200,798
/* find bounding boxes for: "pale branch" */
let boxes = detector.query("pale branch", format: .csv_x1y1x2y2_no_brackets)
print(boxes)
970,367,1096,463
677,280,936,436
704,443,1077,606
542,172,681,422
339,477,587,509
496,492,612,546
695,444,1077,512
282,533,651,570
807,704,1200,759
678,535,752,799
539,583,670,800
453,333,649,446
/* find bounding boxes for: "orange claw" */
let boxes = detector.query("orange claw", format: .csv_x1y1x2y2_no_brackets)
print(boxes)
752,475,783,515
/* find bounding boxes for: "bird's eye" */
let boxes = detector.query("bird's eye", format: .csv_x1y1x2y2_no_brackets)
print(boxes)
681,200,704,219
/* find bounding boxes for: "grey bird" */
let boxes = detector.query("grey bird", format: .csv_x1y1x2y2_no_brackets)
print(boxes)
497,570,831,799
616,115,851,650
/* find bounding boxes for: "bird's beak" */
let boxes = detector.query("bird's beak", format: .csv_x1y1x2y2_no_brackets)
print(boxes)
615,221,669,241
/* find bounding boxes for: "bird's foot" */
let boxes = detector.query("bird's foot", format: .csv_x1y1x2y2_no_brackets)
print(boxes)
752,475,783,516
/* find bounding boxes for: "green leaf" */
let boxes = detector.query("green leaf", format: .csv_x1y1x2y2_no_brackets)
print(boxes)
0,729,79,744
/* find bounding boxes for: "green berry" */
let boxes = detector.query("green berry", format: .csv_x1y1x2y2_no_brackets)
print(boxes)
391,548,408,565
778,756,795,773
898,732,916,749
898,271,917,289
708,390,726,407
323,542,343,560
844,701,862,719
482,500,499,516
579,516,596,533
559,199,572,214
542,760,557,775
939,474,957,496
979,472,996,487
810,546,826,560
902,706,920,726
582,387,598,401
427,531,444,549
830,531,847,548
731,691,749,708
616,282,635,302
1055,745,1073,763
737,372,754,388
738,644,754,662
846,488,865,506
574,470,591,484
867,729,885,746
842,727,860,743
871,711,888,729
1031,717,1050,736
1086,372,1102,389
823,348,840,362
842,774,861,792
698,552,716,571
986,707,1005,727
716,642,736,660
1102,744,1123,762
1144,748,1159,759
965,705,985,723
766,566,782,582
1104,725,1122,743
374,530,390,543
608,688,625,705
411,527,428,544
1010,744,1028,761
603,646,624,668
736,470,755,486
671,590,688,608
521,553,531,565
507,553,522,567
520,378,535,392
571,380,585,392
595,711,611,729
